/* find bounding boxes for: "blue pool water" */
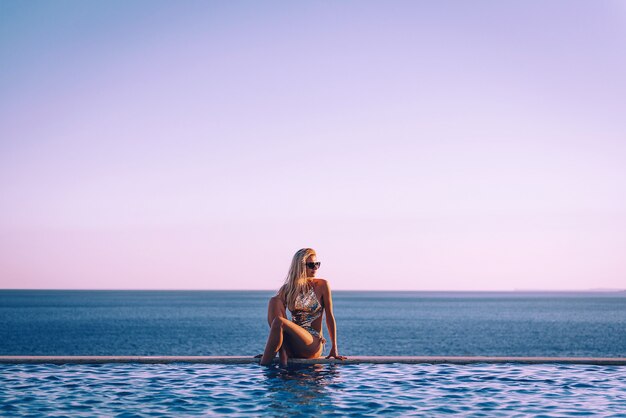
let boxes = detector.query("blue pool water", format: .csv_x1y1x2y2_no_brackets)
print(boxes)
1,290,625,357
1,363,625,416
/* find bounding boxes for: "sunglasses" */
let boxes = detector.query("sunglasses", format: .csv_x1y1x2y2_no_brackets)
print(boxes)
305,262,321,269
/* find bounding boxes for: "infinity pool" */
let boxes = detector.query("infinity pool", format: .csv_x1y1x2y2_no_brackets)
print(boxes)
1,363,624,416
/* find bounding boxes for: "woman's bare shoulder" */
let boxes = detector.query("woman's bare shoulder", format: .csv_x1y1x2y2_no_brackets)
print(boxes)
312,278,329,290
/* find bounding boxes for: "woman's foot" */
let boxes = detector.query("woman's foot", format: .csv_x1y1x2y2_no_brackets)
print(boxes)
279,346,288,367
257,348,288,366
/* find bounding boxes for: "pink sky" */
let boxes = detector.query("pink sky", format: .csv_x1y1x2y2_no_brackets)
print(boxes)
1,1,625,290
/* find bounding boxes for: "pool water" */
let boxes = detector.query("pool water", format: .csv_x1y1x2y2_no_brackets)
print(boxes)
1,363,624,416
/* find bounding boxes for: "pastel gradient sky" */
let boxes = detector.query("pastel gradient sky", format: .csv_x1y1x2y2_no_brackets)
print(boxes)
1,1,625,290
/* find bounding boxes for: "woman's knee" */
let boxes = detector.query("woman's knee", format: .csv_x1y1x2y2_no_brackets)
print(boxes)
271,316,286,330
269,296,284,309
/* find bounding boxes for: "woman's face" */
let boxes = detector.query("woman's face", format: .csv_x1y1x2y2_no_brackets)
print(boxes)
305,254,319,278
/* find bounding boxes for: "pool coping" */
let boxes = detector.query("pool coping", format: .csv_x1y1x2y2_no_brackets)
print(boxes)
1,356,625,365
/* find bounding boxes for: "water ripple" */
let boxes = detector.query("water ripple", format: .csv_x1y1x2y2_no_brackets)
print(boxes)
0,363,624,416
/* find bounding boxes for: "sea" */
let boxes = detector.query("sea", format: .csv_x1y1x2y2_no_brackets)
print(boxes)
1,290,626,416
1,290,625,357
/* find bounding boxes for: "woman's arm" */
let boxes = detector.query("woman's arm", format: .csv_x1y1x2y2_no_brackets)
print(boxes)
321,279,347,360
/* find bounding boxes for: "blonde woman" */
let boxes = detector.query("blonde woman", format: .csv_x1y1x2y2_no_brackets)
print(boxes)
259,248,347,366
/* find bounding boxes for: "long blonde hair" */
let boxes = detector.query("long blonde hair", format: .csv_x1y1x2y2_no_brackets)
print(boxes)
277,248,316,312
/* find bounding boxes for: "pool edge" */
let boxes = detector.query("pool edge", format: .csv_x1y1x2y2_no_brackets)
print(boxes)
1,356,625,365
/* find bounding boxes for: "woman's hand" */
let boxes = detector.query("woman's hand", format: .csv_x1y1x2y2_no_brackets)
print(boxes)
325,348,347,360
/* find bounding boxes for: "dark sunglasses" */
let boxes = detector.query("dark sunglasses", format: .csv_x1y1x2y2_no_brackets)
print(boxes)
305,262,321,269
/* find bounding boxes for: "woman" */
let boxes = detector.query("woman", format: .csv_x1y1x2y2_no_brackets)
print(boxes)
259,248,347,366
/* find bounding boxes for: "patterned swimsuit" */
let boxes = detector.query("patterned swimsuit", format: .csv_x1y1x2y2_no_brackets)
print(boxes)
291,284,324,342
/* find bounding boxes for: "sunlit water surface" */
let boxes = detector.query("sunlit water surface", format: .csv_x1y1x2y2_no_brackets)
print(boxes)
1,363,624,416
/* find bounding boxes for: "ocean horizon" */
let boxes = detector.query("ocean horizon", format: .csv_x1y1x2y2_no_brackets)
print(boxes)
2,290,624,358
3,288,625,292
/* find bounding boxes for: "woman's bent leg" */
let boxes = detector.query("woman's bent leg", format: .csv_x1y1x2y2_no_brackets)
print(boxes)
267,296,286,327
261,297,290,366
260,317,287,366
261,318,320,365
260,297,322,365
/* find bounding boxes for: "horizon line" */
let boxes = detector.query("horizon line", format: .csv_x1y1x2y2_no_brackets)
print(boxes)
1,288,625,292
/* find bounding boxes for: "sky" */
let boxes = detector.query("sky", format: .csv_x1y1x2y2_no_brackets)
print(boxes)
1,1,625,290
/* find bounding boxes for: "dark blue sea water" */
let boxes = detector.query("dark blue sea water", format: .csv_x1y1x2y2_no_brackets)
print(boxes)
1,290,625,357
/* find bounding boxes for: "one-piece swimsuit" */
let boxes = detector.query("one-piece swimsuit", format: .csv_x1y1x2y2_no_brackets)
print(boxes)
291,284,324,344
